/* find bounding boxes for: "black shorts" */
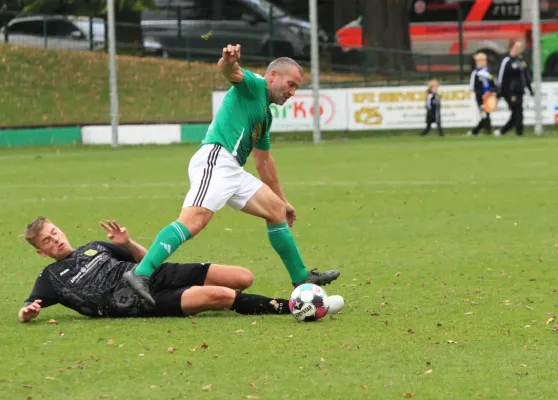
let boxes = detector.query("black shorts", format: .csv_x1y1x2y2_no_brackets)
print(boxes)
149,262,211,317
105,262,210,318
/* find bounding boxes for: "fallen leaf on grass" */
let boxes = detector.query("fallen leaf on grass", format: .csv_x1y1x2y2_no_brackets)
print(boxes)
525,325,531,328
403,393,415,397
361,385,368,389
447,340,457,344
118,344,125,348
546,317,554,325
58,331,65,337
320,357,325,362
251,320,257,325
384,381,393,387
168,347,176,354
407,329,415,334
43,341,51,345
186,361,193,367
465,312,474,315
515,371,528,376
250,383,256,389
201,342,208,350
395,272,401,277
424,369,433,374
520,364,528,367
107,339,114,345
212,354,219,358
45,376,56,380
23,385,32,389
552,325,558,332
234,329,245,334
269,299,279,310
316,365,324,371
167,330,172,334
246,396,259,399
201,384,212,391
47,319,58,324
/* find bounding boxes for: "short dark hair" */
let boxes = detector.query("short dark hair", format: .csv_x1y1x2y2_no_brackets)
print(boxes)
265,57,304,77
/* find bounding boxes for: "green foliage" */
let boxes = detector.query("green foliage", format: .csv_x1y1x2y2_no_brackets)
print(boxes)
20,0,156,16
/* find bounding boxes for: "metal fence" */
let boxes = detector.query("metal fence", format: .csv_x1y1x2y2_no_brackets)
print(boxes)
0,8,449,85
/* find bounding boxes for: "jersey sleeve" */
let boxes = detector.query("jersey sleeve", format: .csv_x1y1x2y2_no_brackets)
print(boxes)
100,242,136,262
232,69,266,98
254,130,271,151
24,270,59,308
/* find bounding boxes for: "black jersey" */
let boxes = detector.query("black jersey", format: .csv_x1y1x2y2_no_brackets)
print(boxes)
469,68,496,106
497,54,533,97
24,241,138,317
425,92,441,118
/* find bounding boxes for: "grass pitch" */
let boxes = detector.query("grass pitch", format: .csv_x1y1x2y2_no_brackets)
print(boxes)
1,135,558,399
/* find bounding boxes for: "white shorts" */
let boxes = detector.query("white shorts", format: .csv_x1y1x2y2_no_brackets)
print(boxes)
183,144,263,212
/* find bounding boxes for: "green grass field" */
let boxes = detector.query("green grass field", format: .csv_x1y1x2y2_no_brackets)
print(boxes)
0,45,361,127
1,135,558,399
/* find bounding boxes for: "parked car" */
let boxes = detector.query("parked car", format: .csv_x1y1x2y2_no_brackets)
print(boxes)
0,15,166,57
141,0,329,62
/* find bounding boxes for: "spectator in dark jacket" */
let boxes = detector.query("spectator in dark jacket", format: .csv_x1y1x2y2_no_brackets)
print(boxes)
494,39,534,136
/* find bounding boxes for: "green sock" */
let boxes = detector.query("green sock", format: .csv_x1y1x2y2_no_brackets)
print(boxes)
134,221,192,277
267,223,309,284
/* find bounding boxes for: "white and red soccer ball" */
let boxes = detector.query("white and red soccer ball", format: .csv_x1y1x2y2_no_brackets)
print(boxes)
289,283,329,322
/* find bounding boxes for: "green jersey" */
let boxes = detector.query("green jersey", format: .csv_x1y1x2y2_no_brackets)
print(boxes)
202,69,272,166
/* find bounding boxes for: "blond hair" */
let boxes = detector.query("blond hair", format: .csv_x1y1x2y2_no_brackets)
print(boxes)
473,52,487,62
427,79,439,93
24,216,49,248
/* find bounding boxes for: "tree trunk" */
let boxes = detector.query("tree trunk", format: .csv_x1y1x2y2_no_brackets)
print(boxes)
361,0,414,72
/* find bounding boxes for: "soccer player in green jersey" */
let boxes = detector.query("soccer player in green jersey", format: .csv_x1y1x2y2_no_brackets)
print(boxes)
124,44,340,306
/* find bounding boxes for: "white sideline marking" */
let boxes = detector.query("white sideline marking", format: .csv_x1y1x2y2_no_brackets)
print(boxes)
0,180,459,189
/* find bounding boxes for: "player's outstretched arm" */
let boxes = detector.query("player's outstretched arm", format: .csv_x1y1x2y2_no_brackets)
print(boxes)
100,220,147,262
18,299,42,323
253,149,287,202
253,149,296,226
218,44,244,83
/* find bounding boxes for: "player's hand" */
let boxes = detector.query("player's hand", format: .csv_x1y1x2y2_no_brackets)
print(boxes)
19,300,41,322
285,202,297,227
222,44,241,64
100,220,130,245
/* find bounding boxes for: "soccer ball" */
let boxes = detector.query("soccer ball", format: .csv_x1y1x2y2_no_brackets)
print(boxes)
289,283,329,322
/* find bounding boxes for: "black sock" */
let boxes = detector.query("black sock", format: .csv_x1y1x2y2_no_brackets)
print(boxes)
230,293,290,315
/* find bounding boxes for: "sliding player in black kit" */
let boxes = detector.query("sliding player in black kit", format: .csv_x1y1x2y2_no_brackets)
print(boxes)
18,217,291,323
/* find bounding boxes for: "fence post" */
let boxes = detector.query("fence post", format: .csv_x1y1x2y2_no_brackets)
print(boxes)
43,17,47,49
89,16,94,51
457,3,465,82
177,7,182,39
427,54,431,80
268,6,274,60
